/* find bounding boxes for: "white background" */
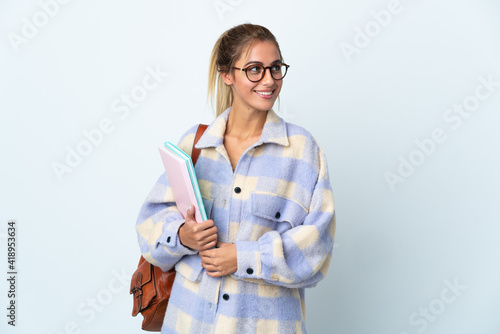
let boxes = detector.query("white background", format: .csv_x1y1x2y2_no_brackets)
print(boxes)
1,0,499,333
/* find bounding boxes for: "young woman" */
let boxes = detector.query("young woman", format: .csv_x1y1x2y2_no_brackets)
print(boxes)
136,23,336,334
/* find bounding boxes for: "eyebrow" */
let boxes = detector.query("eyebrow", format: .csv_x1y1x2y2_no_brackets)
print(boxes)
244,59,282,66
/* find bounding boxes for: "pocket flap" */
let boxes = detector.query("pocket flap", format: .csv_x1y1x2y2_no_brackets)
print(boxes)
130,256,156,316
251,192,308,228
175,254,204,282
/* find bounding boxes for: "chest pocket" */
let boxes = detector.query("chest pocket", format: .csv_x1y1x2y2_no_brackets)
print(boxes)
250,192,308,232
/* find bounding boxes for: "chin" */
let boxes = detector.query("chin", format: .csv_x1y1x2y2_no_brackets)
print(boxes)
253,100,277,112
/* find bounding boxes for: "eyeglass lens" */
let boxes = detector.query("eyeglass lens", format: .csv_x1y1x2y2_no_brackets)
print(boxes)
246,65,287,82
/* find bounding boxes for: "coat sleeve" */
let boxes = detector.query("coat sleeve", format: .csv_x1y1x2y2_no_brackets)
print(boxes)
135,124,200,271
232,144,336,288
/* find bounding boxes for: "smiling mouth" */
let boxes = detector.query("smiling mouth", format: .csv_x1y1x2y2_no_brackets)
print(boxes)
254,89,275,97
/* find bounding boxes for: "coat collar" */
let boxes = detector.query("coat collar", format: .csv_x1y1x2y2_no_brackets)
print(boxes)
195,107,289,149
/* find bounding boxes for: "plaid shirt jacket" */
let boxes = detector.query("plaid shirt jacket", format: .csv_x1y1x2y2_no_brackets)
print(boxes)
136,107,336,334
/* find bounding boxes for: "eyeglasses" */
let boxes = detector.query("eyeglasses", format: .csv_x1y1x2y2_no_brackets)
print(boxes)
232,63,290,82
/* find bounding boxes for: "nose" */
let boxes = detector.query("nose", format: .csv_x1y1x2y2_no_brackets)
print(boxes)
261,67,275,85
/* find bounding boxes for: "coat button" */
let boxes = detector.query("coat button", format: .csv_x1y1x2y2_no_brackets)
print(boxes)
234,187,241,194
275,212,281,219
166,236,171,243
246,268,254,275
222,293,230,301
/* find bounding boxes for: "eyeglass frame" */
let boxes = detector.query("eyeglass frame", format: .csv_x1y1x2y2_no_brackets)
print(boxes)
232,63,290,82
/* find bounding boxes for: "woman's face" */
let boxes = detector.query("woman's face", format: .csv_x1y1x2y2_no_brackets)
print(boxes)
222,40,283,114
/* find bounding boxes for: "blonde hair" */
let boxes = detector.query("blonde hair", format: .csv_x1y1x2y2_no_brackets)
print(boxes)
207,23,284,116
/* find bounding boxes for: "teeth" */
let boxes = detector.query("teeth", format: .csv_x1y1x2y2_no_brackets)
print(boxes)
256,91,272,95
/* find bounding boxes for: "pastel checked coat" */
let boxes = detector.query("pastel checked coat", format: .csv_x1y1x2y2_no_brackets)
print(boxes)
136,107,336,333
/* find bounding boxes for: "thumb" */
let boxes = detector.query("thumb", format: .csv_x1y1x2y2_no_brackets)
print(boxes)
186,205,196,219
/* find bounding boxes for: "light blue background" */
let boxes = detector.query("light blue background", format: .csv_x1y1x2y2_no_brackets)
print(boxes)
1,0,499,333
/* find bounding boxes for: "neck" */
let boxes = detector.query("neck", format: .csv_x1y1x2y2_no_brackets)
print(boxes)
226,105,268,140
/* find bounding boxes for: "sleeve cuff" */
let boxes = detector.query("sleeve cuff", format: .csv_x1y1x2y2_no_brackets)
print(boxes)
233,240,262,279
158,218,198,256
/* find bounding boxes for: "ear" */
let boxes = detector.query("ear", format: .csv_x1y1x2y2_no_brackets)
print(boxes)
221,71,233,86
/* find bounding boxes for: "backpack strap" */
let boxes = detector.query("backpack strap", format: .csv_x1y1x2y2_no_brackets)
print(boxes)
192,124,208,165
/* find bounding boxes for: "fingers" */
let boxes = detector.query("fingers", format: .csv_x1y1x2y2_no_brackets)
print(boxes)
179,216,217,251
179,204,219,251
201,260,230,278
182,218,216,236
205,271,225,278
186,224,217,244
199,250,216,265
185,231,217,251
200,258,224,277
198,225,217,240
197,234,217,251
199,249,214,259
191,220,216,233
199,243,237,277
204,269,225,278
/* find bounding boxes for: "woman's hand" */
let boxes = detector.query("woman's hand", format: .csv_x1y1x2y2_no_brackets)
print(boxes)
200,242,237,277
178,205,218,251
